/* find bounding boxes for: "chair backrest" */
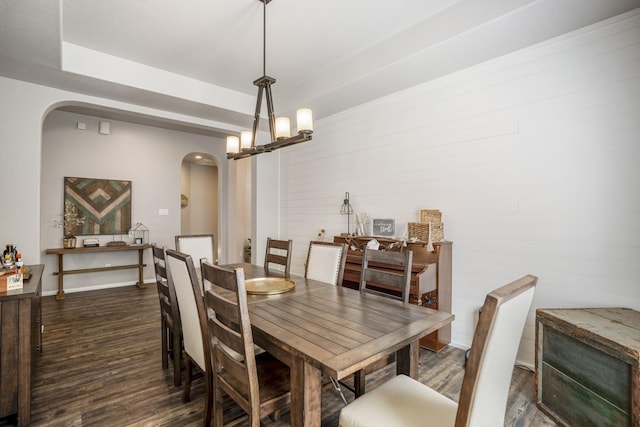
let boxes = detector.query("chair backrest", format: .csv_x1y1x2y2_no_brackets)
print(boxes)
175,234,215,266
304,241,348,286
152,244,180,328
264,237,292,276
455,274,538,427
202,262,261,419
165,249,209,372
359,248,413,303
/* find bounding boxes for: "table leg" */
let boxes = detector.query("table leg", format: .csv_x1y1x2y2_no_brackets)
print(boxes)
136,248,146,289
291,357,322,427
55,254,65,300
396,340,419,378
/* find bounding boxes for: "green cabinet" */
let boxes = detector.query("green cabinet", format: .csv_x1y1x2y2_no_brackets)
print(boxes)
535,308,639,426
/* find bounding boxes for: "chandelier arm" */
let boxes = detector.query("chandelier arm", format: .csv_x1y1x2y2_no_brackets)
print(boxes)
264,83,277,143
251,85,265,149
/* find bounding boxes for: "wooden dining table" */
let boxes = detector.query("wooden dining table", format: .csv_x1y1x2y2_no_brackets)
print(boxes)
222,263,455,427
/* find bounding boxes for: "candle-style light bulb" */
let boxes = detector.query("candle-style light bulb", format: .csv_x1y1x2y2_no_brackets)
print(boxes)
240,131,253,150
226,136,240,154
297,108,313,133
275,117,291,140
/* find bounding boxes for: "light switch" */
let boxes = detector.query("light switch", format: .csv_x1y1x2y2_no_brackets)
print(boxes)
159,208,169,216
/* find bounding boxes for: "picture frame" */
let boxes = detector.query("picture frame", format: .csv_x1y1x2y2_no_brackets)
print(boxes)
135,237,143,245
372,218,395,237
64,177,132,236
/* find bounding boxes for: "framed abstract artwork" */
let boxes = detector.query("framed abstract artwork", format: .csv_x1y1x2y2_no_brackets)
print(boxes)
63,177,132,236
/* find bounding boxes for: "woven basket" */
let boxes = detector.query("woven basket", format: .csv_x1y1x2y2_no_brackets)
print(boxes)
408,222,444,242
419,209,442,224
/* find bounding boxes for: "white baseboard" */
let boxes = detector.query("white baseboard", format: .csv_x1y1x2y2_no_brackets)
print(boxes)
42,279,154,297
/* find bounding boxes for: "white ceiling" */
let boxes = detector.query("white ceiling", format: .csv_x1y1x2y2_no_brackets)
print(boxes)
1,0,638,136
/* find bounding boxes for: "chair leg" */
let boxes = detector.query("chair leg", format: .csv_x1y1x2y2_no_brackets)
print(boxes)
204,365,213,427
183,357,192,403
354,369,366,397
214,381,224,427
172,330,182,387
160,319,168,369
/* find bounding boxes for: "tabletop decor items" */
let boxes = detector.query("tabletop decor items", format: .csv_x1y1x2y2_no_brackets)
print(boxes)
408,209,444,247
340,192,354,235
245,277,295,295
54,203,86,248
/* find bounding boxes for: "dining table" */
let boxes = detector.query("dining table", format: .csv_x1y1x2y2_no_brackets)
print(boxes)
222,263,455,427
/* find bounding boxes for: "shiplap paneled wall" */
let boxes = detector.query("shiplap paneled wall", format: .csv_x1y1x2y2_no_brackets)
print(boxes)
276,10,640,365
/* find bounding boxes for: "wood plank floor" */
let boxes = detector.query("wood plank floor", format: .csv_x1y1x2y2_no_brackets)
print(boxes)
1,284,557,426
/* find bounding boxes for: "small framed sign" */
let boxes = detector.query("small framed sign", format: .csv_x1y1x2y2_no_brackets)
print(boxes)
372,218,395,237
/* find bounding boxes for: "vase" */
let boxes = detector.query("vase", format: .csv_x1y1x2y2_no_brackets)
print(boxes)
63,237,77,249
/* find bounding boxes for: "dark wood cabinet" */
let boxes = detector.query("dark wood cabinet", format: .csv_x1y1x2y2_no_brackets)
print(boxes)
535,307,639,426
0,264,43,426
333,236,452,351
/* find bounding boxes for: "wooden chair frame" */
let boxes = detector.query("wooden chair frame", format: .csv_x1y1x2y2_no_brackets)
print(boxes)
151,244,182,387
264,238,292,276
359,247,413,303
202,262,291,427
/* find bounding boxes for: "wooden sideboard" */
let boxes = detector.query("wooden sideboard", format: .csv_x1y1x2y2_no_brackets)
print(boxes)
45,244,151,300
535,307,639,426
333,236,452,351
0,264,44,426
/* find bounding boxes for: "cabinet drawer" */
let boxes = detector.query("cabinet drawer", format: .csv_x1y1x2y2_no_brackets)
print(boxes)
540,363,629,426
542,326,630,410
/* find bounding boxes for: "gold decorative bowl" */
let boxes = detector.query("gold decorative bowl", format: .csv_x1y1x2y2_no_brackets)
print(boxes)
245,277,295,295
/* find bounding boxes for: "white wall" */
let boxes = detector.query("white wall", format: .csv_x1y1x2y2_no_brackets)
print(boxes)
278,11,640,366
39,110,227,296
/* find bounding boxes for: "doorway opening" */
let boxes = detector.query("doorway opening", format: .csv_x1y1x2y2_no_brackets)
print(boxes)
180,153,219,260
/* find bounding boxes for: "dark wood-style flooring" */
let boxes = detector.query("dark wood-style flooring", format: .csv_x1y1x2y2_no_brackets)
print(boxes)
1,283,557,426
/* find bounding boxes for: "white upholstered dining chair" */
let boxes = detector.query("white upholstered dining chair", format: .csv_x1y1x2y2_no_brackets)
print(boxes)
304,240,348,286
165,249,213,426
175,233,215,293
174,234,215,266
339,274,538,427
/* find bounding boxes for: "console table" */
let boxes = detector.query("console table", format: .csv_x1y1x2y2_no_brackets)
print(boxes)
0,264,43,426
45,244,151,300
333,236,452,351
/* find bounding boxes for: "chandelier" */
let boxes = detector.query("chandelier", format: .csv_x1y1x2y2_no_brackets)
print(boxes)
226,0,313,160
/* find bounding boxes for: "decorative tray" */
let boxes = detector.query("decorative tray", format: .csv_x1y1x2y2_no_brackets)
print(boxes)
245,277,295,295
